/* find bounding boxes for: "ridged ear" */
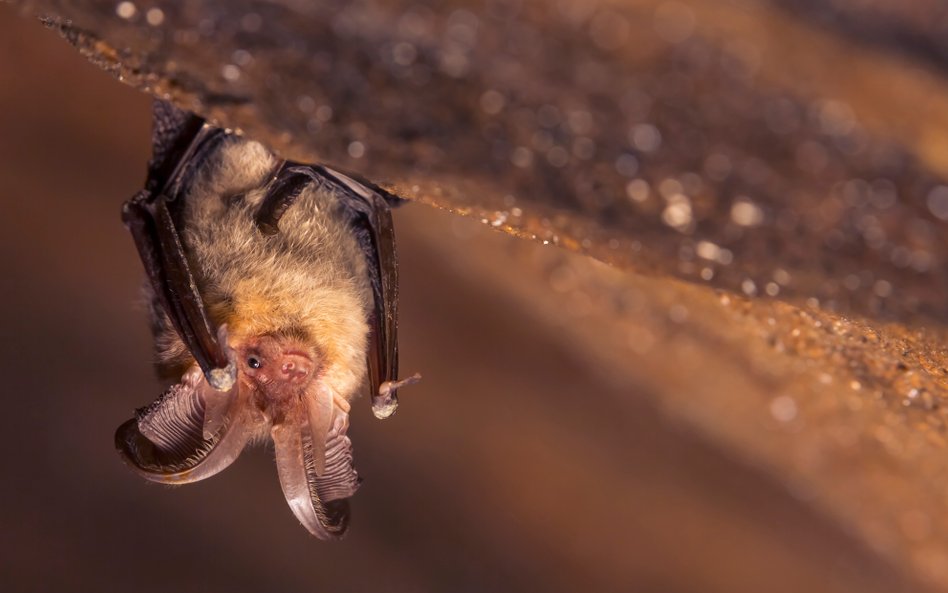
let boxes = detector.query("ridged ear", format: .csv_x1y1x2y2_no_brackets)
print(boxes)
115,367,252,484
271,400,361,539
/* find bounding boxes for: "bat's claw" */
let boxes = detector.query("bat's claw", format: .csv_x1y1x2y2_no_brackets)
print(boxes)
207,324,238,392
207,362,237,392
372,372,421,419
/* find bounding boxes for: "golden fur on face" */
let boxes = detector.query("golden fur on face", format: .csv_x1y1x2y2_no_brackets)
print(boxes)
149,138,372,402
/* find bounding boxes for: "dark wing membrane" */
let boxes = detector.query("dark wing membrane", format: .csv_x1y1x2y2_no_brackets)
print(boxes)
147,100,205,193
310,167,402,418
272,408,360,540
124,197,235,389
123,100,235,390
146,100,228,204
116,370,251,484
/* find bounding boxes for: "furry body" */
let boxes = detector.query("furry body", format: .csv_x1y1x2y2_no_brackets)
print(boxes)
116,103,408,539
150,138,373,409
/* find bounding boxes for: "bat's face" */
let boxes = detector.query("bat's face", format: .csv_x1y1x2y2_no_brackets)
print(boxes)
237,334,319,415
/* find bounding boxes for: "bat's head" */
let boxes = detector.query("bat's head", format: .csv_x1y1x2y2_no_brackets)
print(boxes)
234,334,319,418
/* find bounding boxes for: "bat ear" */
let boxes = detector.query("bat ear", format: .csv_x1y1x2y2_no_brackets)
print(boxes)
115,367,252,484
271,400,361,539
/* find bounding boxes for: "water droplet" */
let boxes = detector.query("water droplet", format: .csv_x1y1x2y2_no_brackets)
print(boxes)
626,179,650,203
547,146,569,168
817,99,856,136
773,268,791,285
479,90,506,115
770,396,797,422
630,124,662,152
446,9,480,47
145,8,165,27
511,147,533,168
297,95,316,113
232,49,252,67
873,280,892,298
741,278,757,295
145,7,164,26
440,50,470,78
730,198,764,227
926,185,948,220
662,195,693,232
697,241,732,264
315,105,333,122
115,1,136,19
347,141,366,158
221,64,241,81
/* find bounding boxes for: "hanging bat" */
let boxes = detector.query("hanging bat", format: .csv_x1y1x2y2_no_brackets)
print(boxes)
115,100,419,539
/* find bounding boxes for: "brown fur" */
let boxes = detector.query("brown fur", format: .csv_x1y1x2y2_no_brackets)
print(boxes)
150,138,372,403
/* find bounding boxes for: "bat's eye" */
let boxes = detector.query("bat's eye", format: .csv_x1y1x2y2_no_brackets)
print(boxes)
247,356,262,369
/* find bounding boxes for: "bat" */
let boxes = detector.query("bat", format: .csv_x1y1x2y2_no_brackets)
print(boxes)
115,100,419,539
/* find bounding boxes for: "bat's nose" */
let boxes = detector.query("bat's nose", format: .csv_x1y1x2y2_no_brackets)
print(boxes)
279,353,313,383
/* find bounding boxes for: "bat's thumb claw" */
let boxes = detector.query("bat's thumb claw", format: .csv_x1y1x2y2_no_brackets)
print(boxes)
207,324,237,392
372,373,422,419
207,361,237,392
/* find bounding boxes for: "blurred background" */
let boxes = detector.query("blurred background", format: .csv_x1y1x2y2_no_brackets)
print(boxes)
0,4,942,593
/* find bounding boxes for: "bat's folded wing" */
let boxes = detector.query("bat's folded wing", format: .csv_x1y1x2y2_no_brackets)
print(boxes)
115,368,251,484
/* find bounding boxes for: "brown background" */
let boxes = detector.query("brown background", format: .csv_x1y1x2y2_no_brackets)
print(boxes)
0,7,930,593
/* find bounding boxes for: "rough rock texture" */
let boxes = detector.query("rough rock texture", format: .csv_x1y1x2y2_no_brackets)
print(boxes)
6,0,948,590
